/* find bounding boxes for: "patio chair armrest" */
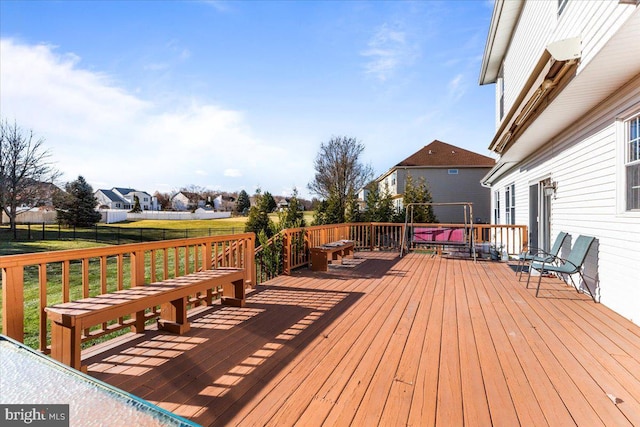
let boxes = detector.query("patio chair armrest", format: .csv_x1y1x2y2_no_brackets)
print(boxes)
532,256,579,273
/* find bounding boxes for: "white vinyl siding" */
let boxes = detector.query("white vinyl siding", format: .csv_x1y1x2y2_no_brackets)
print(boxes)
490,79,640,324
498,1,630,128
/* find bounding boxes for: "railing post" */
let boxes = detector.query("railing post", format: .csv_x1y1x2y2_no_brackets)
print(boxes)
247,234,256,287
370,223,375,251
131,250,146,286
283,231,291,275
2,266,24,342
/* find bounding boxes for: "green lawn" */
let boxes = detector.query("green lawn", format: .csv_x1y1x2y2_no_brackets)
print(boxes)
0,212,316,256
1,212,315,349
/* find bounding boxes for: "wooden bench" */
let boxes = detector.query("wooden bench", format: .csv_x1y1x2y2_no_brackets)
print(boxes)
45,267,245,371
310,240,355,271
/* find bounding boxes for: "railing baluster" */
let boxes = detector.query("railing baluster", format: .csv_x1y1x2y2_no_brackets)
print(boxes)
39,264,47,352
62,261,70,303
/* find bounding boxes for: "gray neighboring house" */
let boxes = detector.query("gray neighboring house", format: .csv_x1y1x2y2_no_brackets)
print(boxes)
95,187,158,210
374,140,496,223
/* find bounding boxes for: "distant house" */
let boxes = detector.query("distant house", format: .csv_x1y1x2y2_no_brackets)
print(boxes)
276,198,289,211
95,187,158,211
171,191,205,211
478,1,639,322
372,140,495,223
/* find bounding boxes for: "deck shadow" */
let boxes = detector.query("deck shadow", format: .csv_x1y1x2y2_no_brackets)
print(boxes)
84,284,363,426
297,251,405,280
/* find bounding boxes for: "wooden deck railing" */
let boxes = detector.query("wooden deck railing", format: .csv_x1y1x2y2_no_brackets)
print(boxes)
0,233,255,351
254,222,528,284
1,223,526,350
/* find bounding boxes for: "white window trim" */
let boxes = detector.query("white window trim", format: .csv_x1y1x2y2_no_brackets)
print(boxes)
505,183,516,225
616,104,640,216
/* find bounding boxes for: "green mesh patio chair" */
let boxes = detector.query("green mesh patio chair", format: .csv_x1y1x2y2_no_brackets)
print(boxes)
516,231,569,280
526,235,595,298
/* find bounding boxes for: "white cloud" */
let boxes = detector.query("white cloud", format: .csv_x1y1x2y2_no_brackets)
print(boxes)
0,38,307,195
224,169,242,178
361,23,417,82
447,73,466,102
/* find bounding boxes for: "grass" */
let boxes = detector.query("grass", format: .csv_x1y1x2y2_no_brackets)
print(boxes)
1,211,316,349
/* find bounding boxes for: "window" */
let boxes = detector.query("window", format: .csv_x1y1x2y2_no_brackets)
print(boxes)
505,183,515,224
626,114,640,210
558,0,568,16
494,191,501,224
448,169,459,175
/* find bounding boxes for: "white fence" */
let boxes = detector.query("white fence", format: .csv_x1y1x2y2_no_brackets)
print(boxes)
3,210,58,224
99,209,232,224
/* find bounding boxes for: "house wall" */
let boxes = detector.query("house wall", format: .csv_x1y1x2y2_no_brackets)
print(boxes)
499,1,632,118
491,76,640,324
171,194,190,211
393,167,492,224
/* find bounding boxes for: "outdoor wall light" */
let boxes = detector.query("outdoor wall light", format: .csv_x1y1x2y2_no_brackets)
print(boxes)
543,181,557,197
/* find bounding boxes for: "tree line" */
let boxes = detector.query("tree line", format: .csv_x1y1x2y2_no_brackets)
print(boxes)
2,119,435,242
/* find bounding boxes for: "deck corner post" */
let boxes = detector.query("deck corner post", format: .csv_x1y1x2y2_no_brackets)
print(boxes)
2,266,25,342
247,234,256,287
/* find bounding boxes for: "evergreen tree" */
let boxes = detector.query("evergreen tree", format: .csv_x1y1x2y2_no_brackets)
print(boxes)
129,195,142,213
378,185,397,222
401,175,437,223
313,193,344,225
244,190,275,240
54,176,101,227
278,188,306,229
364,184,396,222
235,189,251,215
312,199,329,226
263,191,277,213
344,193,361,223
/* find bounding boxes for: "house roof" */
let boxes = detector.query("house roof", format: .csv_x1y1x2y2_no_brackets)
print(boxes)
478,0,525,85
113,187,136,196
395,140,495,168
97,189,126,203
172,191,201,202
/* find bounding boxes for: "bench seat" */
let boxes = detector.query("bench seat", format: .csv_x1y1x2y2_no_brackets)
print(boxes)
310,240,355,271
45,267,245,371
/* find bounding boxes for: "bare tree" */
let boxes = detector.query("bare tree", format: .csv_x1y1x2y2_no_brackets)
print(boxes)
0,119,60,236
308,136,373,223
153,191,172,210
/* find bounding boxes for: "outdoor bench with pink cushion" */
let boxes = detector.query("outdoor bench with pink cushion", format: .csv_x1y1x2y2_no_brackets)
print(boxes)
412,227,469,253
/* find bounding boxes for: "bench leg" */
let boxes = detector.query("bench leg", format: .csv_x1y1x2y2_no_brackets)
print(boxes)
50,321,83,372
132,310,146,333
311,251,329,271
222,278,246,307
158,297,190,334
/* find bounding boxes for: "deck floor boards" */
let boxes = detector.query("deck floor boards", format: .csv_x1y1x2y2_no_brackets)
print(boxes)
84,252,640,426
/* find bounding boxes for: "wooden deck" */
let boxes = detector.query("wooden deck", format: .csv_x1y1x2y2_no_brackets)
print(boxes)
84,252,640,426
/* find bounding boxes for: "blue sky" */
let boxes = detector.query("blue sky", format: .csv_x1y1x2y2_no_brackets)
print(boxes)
0,0,496,199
